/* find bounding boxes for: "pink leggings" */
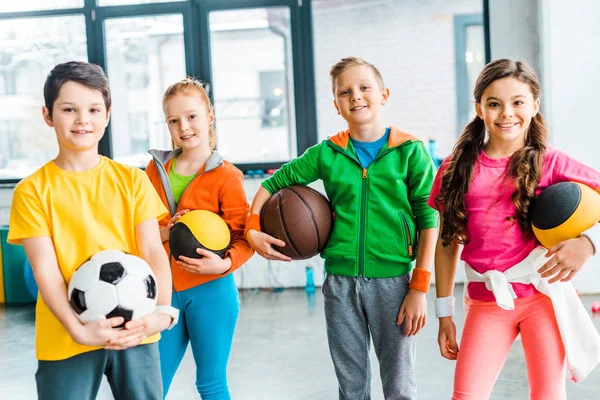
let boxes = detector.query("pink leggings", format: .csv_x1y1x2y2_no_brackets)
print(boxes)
453,293,567,400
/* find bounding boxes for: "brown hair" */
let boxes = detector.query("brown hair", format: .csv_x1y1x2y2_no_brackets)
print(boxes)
329,57,384,94
436,59,547,246
163,78,216,150
44,61,111,118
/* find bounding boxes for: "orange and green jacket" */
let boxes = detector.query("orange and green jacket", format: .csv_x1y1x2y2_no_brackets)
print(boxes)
262,126,437,278
146,148,253,291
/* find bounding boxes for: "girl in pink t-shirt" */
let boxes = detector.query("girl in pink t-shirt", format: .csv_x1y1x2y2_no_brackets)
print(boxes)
428,59,600,399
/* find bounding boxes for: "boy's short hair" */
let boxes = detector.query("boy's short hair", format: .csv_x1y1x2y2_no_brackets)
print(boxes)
329,57,385,94
43,61,111,118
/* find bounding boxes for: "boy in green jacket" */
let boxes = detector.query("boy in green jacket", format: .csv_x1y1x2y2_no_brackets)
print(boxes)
245,57,438,400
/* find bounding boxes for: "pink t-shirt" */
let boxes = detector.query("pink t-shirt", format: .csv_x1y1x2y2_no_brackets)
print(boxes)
428,148,600,301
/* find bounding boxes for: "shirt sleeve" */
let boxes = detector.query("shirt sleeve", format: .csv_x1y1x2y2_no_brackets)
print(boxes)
406,141,438,230
262,142,322,194
546,149,600,191
220,168,254,272
427,158,450,212
7,181,50,244
133,170,169,227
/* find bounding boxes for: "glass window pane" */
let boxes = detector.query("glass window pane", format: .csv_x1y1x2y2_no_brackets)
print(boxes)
209,7,297,164
104,14,186,168
0,0,82,13
98,0,179,6
465,25,485,121
312,0,484,159
0,16,87,179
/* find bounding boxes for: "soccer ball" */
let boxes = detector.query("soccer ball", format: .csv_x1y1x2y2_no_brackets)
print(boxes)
67,249,158,327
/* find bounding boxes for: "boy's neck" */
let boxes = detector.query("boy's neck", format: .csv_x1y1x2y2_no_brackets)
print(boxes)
54,149,101,172
347,120,387,142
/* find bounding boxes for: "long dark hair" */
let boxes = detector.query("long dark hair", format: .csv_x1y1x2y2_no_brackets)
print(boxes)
436,59,548,247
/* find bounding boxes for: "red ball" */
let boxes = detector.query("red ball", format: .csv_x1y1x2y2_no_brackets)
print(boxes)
591,301,600,314
260,185,334,260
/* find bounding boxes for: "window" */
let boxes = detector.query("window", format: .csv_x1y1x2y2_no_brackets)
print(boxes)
0,0,82,13
104,14,186,168
260,71,286,128
208,7,297,164
0,16,87,179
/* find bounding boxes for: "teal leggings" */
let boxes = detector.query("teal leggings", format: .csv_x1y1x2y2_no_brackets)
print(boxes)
159,274,239,399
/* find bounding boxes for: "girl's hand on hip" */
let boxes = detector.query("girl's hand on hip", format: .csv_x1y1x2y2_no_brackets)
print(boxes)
438,317,459,360
397,289,427,336
176,249,232,274
538,236,594,283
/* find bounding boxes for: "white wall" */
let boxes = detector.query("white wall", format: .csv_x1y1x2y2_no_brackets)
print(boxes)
488,0,600,293
313,0,483,157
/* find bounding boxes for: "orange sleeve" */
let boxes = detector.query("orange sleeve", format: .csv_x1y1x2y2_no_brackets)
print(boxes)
220,167,254,272
144,160,170,228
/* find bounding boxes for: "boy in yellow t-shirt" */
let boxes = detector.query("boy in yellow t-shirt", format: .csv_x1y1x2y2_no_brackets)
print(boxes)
8,61,179,400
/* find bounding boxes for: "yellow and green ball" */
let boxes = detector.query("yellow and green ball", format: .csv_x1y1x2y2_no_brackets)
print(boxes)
169,210,230,259
531,182,600,249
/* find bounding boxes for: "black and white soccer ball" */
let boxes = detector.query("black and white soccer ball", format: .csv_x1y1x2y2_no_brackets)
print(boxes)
68,249,158,327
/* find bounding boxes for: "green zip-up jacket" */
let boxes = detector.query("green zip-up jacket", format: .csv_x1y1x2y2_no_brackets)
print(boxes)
262,126,437,278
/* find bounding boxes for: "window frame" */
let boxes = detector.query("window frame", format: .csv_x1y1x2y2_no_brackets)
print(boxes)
0,0,318,185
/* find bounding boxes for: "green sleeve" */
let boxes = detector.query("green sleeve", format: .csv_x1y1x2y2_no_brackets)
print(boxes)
262,142,323,195
406,141,438,230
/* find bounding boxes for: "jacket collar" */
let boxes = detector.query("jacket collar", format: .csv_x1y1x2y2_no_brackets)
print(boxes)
328,126,419,150
148,148,224,173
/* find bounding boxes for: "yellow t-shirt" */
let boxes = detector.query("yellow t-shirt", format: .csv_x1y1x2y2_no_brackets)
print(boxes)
8,156,168,361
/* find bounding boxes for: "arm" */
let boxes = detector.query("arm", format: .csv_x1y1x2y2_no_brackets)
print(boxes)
435,215,461,360
108,218,174,349
136,218,172,306
23,237,145,347
397,227,437,336
176,169,254,274
536,150,600,282
145,159,188,243
246,143,323,261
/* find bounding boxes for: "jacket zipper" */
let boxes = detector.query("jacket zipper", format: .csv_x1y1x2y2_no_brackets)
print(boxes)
359,168,368,276
400,212,413,256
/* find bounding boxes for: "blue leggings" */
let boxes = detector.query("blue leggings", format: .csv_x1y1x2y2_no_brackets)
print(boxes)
159,274,239,399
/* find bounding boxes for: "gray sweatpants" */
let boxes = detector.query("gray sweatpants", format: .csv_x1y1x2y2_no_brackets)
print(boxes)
323,274,417,400
36,343,162,400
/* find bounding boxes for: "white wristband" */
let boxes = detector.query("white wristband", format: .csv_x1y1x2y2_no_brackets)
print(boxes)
581,222,600,255
153,305,180,330
434,296,455,318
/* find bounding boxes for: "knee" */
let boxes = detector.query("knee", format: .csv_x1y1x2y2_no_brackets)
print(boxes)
195,379,230,400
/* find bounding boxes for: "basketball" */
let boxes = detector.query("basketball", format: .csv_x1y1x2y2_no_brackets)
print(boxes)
260,185,334,260
531,181,600,248
169,210,231,260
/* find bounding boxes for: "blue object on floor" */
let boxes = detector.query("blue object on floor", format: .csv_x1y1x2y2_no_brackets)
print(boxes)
305,266,315,293
23,258,38,301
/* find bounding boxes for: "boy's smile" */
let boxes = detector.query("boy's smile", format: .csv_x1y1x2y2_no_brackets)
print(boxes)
333,65,389,128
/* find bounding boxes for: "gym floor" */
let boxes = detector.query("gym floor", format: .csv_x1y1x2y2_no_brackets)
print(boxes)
1,284,599,400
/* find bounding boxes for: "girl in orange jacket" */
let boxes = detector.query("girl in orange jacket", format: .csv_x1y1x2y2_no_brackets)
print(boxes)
145,78,253,399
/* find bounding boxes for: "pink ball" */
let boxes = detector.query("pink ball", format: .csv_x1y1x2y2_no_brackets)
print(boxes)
591,301,600,313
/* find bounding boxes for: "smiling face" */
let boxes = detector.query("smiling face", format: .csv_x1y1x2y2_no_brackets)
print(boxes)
164,94,214,151
42,81,111,153
476,77,540,149
332,65,389,127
